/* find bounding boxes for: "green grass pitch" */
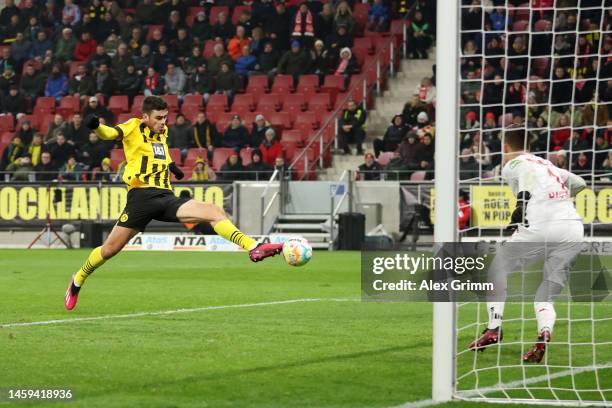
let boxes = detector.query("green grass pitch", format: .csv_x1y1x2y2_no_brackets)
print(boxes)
0,249,609,408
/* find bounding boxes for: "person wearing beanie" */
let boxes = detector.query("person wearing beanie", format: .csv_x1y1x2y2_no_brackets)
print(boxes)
94,157,113,182
259,128,282,166
277,40,310,83
333,47,357,87
246,149,273,180
222,115,249,149
251,114,270,147
373,114,408,157
191,156,216,182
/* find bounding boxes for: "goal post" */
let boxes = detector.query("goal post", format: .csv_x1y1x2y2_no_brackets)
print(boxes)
432,0,460,403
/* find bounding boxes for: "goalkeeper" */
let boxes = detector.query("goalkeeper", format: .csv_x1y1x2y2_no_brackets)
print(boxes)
64,96,282,311
468,129,586,363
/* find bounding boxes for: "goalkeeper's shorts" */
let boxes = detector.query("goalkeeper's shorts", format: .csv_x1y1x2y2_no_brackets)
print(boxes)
117,187,190,232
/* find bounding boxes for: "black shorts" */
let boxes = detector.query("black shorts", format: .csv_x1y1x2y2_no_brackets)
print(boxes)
117,188,190,232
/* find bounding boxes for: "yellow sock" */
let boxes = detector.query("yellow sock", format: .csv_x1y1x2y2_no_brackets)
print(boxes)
74,246,106,287
213,219,257,251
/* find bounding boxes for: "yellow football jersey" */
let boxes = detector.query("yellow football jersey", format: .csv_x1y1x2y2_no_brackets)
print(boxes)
95,118,172,190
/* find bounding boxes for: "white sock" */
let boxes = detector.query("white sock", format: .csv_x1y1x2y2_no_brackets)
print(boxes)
487,301,505,330
535,302,556,334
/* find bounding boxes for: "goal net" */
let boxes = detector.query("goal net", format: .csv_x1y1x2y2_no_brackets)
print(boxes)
452,0,612,405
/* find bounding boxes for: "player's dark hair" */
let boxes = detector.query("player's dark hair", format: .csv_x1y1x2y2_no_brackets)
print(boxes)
504,128,528,151
142,96,168,114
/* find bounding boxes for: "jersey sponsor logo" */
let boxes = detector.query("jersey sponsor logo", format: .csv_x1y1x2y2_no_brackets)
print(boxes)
508,159,522,169
152,143,166,160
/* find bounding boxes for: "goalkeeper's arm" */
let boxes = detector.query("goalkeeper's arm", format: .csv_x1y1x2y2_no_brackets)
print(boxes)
565,172,586,197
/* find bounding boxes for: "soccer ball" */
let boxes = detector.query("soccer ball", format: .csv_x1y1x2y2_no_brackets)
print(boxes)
282,237,313,267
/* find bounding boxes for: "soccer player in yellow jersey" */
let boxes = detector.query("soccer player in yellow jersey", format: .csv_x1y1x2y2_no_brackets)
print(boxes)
64,96,283,310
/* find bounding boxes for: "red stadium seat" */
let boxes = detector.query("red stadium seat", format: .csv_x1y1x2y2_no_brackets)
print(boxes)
271,75,293,94
0,114,14,132
232,5,251,25
34,96,56,113
38,114,54,135
280,129,305,145
108,95,129,116
309,92,331,113
281,140,299,161
322,74,345,91
1,131,15,144
353,3,369,25
186,148,208,162
181,105,202,121
215,112,235,132
212,147,234,170
57,96,80,117
161,95,179,112
296,75,319,96
117,113,133,124
182,94,203,107
246,75,269,98
257,93,281,112
209,6,229,25
240,147,252,166
17,114,38,130
269,111,292,130
132,95,145,112
294,111,318,136
354,37,374,54
110,149,125,162
186,6,204,26
207,94,228,110
283,93,307,119
232,94,254,112
168,148,181,164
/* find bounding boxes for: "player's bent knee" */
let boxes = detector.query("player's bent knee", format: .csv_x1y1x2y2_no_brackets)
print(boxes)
203,202,226,222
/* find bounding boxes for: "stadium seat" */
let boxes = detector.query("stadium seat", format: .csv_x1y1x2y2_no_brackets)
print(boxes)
308,93,332,117
117,113,132,124
34,96,56,113
353,3,369,26
512,20,529,32
186,6,204,26
181,104,202,121
1,131,15,144
271,75,294,94
280,129,305,145
294,111,318,136
0,115,14,132
108,95,129,116
296,75,319,96
232,94,254,112
323,75,345,91
161,95,179,112
246,75,269,98
269,111,292,130
203,40,218,59
377,152,395,167
38,114,54,134
410,171,427,181
132,95,145,112
166,112,178,126
354,37,374,54
17,114,38,130
281,140,299,161
209,6,229,25
240,147,252,166
182,94,203,107
110,149,126,170
212,147,234,171
283,93,307,119
185,148,208,165
257,93,282,113
168,148,181,164
57,96,80,117
215,112,235,132
232,5,251,25
206,94,229,118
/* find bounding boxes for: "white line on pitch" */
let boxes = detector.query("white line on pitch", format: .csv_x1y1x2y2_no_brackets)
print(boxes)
0,298,360,328
392,364,612,408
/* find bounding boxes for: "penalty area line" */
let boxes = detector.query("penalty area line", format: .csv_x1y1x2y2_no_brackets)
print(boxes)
392,364,612,408
0,298,359,329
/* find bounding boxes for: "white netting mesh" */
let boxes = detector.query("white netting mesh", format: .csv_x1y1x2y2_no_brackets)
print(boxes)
455,0,611,405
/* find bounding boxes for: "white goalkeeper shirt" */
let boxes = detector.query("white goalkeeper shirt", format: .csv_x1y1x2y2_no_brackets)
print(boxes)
501,153,582,226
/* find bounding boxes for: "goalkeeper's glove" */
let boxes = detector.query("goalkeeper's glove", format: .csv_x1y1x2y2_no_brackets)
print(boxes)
169,162,184,180
507,191,531,233
86,115,100,130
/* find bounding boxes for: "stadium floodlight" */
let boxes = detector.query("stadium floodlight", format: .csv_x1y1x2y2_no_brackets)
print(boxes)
434,0,612,405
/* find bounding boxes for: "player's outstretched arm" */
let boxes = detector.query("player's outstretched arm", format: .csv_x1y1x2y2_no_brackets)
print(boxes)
86,115,136,141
